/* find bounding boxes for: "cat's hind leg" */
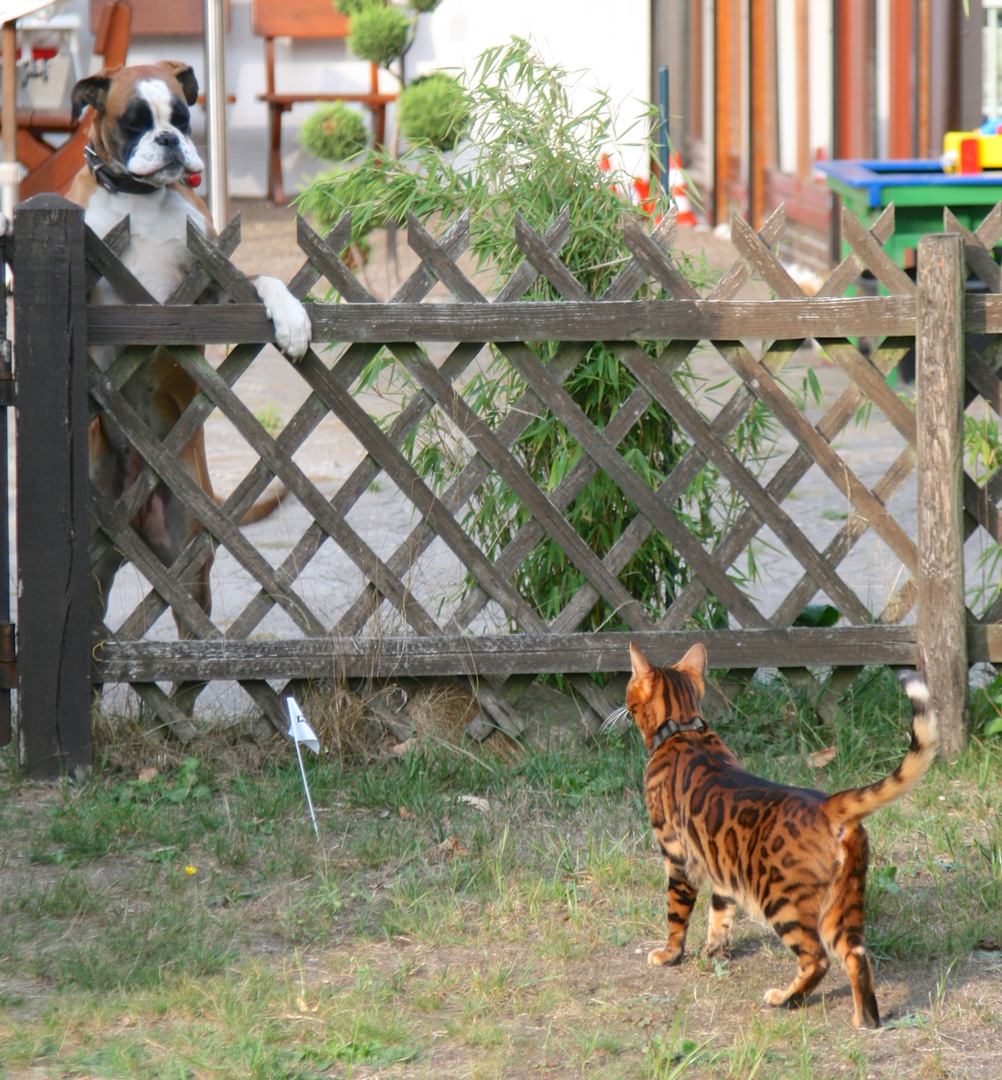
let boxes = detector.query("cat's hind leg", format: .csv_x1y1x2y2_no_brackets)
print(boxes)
820,824,880,1028
649,854,698,966
763,920,830,1009
705,889,737,956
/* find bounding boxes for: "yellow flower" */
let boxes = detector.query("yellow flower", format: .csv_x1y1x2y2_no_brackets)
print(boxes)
184,865,197,876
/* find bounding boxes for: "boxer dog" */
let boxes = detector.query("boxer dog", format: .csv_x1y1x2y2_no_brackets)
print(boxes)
67,61,311,684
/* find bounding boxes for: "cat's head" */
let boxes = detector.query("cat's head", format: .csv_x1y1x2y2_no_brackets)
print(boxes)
625,642,707,750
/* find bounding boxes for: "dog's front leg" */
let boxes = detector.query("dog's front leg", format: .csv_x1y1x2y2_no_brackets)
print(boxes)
252,276,312,361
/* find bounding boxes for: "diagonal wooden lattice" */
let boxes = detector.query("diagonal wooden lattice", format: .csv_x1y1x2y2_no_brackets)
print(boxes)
84,199,1001,740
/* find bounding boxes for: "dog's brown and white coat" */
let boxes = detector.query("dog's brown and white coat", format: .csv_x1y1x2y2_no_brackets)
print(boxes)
66,61,310,684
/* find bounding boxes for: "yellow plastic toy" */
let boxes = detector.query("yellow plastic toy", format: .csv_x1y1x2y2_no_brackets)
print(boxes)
942,123,1002,173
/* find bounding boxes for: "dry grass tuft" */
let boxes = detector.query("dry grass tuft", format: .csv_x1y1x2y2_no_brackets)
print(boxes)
92,705,288,778
91,678,519,776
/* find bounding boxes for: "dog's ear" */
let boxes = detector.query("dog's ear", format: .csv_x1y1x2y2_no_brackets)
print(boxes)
160,61,199,106
71,74,112,123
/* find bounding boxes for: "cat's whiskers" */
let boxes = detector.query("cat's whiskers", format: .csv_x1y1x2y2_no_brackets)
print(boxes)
601,705,630,733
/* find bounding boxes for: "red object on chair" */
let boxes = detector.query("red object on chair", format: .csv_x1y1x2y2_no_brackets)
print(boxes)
13,0,132,199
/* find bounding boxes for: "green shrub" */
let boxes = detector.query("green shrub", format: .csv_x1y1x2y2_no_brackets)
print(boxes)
409,0,442,11
299,39,774,635
300,101,368,162
397,72,470,150
334,0,380,14
348,5,412,68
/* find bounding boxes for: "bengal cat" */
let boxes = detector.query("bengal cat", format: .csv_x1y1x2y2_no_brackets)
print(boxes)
615,642,938,1028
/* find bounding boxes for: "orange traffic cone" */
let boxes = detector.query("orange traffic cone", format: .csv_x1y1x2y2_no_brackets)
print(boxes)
667,154,698,226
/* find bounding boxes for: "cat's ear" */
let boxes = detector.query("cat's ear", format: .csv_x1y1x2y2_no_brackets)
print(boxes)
675,643,708,681
630,642,654,680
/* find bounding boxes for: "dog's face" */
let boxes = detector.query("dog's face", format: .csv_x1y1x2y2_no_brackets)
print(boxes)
72,61,204,186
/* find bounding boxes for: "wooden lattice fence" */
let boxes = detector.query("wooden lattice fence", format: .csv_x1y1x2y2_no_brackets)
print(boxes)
8,193,1002,775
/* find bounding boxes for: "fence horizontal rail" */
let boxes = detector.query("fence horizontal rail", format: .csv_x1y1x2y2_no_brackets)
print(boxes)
87,625,1002,682
85,295,922,346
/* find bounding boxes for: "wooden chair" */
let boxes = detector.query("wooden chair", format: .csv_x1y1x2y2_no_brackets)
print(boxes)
15,0,132,199
251,0,396,204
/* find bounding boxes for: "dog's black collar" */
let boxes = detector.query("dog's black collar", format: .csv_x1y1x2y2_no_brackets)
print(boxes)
85,145,161,196
650,715,706,752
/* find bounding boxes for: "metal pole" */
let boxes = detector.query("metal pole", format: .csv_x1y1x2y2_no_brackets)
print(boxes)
203,0,228,230
1,20,25,221
658,65,670,195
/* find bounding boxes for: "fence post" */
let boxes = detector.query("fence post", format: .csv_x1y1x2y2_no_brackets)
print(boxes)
14,194,92,778
916,232,968,757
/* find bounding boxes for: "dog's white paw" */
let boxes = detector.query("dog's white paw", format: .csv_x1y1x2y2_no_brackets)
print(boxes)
253,275,312,361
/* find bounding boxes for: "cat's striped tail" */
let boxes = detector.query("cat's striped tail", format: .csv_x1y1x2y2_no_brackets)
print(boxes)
823,672,938,827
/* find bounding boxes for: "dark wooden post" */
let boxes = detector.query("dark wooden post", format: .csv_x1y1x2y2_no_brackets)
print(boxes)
14,194,92,777
916,232,968,757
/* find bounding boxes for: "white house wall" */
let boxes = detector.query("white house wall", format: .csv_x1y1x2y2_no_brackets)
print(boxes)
56,0,651,200
807,0,832,162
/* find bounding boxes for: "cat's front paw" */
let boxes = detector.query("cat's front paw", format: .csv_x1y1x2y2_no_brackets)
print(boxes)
763,987,787,1007
648,946,684,966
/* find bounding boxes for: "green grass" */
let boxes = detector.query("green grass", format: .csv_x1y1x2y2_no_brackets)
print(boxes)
2,667,1001,1078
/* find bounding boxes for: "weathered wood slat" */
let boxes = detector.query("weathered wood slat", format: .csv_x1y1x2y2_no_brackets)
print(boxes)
218,217,485,645
496,337,776,627
621,213,697,300
88,362,329,638
723,343,919,571
296,347,558,634
729,213,805,300
771,444,918,628
169,345,446,637
819,205,895,299
815,339,916,443
966,352,1002,417
916,233,969,755
964,294,1002,333
165,214,243,306
974,201,1002,250
409,211,488,303
184,219,261,304
91,626,933,681
398,350,661,630
84,223,159,305
85,216,131,294
841,205,917,296
656,345,905,631
945,208,1002,293
92,619,1002,685
612,343,874,624
513,212,592,302
86,295,921,344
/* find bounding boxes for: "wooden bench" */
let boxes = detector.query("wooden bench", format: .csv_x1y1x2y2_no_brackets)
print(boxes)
251,0,395,204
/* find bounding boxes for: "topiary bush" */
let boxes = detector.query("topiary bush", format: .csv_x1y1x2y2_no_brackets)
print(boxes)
299,101,368,162
347,4,412,69
397,72,470,150
334,0,379,14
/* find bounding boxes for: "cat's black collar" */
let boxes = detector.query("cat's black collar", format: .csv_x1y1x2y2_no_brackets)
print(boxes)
650,715,706,752
85,145,161,196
